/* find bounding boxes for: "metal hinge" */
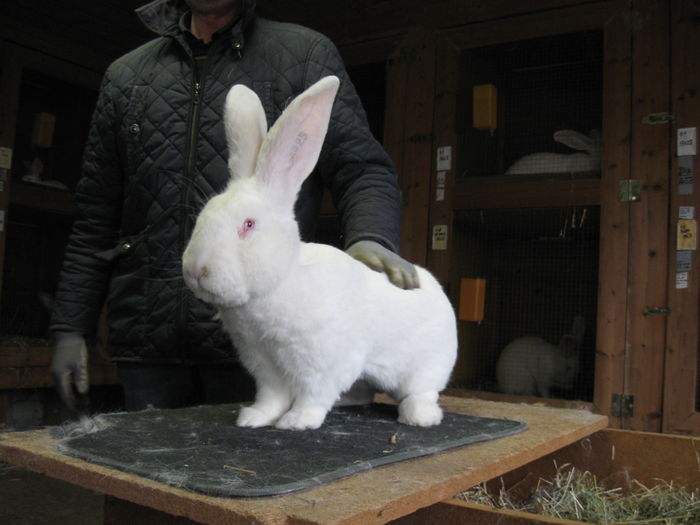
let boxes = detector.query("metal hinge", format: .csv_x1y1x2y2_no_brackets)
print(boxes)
642,112,674,125
611,393,634,418
618,179,641,202
643,306,672,316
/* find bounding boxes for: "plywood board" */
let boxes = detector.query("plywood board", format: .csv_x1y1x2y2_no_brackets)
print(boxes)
0,396,607,525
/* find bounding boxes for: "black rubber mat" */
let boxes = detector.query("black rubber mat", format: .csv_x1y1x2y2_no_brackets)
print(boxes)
56,403,527,497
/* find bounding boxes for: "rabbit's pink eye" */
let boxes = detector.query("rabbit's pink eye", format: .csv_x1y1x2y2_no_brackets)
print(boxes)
237,218,256,239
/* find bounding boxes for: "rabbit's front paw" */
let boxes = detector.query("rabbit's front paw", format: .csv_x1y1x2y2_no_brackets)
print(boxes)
398,393,443,427
237,405,278,428
275,407,327,430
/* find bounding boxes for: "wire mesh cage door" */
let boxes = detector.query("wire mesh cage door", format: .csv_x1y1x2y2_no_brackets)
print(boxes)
457,30,603,181
453,207,599,402
450,29,604,402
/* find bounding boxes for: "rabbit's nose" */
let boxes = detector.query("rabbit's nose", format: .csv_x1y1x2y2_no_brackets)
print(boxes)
196,266,210,280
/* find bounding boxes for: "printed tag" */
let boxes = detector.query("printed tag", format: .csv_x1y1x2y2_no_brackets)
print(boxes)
679,156,694,195
432,224,448,250
680,206,695,219
436,170,446,201
678,219,697,250
0,147,11,170
676,271,689,289
436,146,452,171
677,250,692,272
678,127,697,156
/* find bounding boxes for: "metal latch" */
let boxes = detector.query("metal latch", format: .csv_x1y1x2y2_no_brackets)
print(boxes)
643,306,672,316
642,112,674,125
619,179,641,202
611,393,634,418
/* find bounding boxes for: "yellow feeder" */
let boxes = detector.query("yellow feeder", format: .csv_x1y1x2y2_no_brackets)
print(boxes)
472,84,497,131
459,278,486,322
32,112,56,148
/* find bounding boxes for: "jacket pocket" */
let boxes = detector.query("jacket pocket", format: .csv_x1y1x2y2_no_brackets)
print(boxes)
104,234,149,345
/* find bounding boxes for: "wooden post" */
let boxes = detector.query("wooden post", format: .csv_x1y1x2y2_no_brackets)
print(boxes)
387,29,436,268
623,0,671,432
593,3,634,427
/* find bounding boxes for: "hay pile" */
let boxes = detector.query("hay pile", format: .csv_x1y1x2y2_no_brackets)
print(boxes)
457,463,700,524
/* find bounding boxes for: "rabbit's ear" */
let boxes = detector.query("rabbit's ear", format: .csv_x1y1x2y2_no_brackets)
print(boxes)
254,76,340,206
553,130,595,153
570,315,586,345
224,84,268,180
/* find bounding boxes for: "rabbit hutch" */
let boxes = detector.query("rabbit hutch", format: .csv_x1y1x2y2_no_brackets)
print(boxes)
1,1,700,524
422,0,700,439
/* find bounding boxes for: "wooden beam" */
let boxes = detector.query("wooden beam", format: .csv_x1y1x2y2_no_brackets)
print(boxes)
0,364,118,390
453,178,600,210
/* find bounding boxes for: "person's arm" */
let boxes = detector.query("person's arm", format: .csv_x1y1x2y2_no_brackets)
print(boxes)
49,68,124,408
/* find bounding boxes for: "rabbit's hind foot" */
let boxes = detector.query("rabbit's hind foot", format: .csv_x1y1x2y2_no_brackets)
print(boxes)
398,391,443,427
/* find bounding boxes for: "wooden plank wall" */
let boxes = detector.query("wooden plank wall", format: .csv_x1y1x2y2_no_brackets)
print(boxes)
664,0,700,435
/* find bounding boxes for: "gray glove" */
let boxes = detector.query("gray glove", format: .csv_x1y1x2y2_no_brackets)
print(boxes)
50,331,89,410
346,240,420,290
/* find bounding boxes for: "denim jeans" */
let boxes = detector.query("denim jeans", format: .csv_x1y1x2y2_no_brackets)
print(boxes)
117,362,256,411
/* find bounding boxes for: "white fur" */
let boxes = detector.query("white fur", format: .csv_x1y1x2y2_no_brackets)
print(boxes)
504,130,601,175
495,315,585,398
183,76,457,430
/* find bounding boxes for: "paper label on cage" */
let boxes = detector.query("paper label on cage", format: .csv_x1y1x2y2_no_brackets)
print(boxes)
679,156,694,195
0,147,11,170
677,219,697,250
436,146,452,171
436,171,446,201
677,250,692,272
680,206,695,219
678,127,697,156
676,272,689,289
431,224,448,250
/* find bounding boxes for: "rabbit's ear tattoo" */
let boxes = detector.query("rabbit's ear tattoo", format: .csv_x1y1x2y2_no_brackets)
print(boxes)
254,76,340,207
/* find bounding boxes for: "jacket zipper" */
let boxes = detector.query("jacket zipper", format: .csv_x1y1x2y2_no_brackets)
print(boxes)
178,53,209,360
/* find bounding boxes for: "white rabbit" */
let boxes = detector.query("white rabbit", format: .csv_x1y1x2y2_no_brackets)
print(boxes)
495,315,585,398
504,130,601,175
182,76,457,430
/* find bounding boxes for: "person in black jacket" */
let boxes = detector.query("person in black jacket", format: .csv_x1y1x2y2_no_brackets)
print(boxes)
49,0,418,411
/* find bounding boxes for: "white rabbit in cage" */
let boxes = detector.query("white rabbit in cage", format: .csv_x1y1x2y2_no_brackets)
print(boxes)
504,130,601,175
495,315,585,398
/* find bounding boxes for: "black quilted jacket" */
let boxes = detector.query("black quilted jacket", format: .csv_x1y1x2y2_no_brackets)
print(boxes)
50,0,401,363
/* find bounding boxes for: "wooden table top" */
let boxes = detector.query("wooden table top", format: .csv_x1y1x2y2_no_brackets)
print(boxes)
0,395,607,525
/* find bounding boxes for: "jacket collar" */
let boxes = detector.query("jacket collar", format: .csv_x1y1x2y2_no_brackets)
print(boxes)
135,0,256,52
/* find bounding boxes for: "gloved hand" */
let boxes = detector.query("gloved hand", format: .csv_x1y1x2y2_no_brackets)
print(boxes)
50,331,90,411
346,240,420,290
